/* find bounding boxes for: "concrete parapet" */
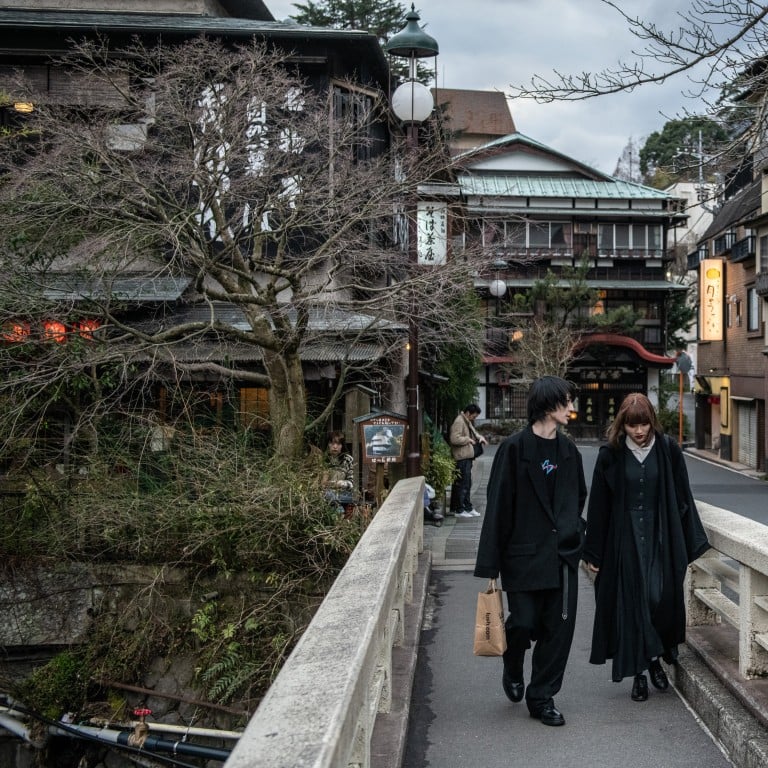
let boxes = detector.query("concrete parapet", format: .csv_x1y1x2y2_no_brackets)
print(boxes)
224,476,426,768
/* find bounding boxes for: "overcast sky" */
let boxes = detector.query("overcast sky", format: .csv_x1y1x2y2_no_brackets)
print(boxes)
266,0,707,176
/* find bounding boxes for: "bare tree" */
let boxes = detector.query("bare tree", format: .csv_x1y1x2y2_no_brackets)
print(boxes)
0,37,484,464
511,318,583,381
508,1,768,175
509,2,768,103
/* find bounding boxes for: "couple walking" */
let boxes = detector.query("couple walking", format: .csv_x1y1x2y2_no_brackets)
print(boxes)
474,377,709,725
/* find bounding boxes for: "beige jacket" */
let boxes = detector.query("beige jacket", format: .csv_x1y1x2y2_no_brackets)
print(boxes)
449,412,482,461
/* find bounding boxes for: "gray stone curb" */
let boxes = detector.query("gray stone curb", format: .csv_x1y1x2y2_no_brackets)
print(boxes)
673,643,768,768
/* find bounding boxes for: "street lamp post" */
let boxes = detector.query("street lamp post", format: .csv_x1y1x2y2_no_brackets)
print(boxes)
385,5,439,478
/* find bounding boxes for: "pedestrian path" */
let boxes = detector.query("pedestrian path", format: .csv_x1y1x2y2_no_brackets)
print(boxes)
411,445,735,768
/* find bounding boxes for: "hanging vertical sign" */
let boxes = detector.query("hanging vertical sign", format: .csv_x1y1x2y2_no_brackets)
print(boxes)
417,201,448,265
700,259,724,341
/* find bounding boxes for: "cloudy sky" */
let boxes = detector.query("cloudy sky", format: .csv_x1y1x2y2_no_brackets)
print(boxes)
266,0,708,176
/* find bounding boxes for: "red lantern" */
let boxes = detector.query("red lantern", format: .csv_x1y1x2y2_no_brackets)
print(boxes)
2,322,30,342
43,320,67,343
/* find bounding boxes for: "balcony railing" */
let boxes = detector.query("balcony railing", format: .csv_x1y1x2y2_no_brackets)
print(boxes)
687,247,709,271
756,271,768,297
483,246,664,263
713,232,736,255
730,235,755,263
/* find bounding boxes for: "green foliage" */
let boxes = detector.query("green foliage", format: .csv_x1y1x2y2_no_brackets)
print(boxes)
290,0,407,38
18,650,88,720
289,0,432,83
2,426,370,710
429,288,484,419
422,424,456,492
666,287,697,350
591,303,641,334
639,117,729,186
522,260,598,329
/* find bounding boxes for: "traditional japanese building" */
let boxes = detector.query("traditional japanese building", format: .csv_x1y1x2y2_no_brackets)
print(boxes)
450,132,688,438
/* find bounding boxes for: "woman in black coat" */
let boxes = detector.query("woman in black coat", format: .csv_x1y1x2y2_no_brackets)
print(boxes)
584,393,709,702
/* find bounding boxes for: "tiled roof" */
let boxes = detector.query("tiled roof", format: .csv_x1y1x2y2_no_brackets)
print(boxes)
700,177,762,241
0,9,388,76
0,9,361,38
151,303,405,333
458,171,674,200
125,339,385,364
44,275,192,302
433,88,516,137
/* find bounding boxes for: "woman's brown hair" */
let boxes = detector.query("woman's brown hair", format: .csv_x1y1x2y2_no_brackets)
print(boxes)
605,393,662,448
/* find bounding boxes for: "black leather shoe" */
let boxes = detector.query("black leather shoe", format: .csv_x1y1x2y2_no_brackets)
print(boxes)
529,699,565,726
649,659,669,690
502,669,524,702
631,674,649,701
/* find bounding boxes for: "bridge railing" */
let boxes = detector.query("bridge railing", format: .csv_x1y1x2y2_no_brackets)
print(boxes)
224,476,425,768
687,501,768,678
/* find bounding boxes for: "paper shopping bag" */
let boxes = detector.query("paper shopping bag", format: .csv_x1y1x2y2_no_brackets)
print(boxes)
473,578,507,656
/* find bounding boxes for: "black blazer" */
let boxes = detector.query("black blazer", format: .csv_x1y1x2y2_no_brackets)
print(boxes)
474,426,587,591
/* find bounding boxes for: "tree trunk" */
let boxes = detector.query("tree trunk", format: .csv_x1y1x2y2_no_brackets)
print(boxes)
263,348,307,461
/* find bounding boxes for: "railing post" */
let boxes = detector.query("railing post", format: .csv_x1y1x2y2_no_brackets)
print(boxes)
686,550,723,627
738,566,768,678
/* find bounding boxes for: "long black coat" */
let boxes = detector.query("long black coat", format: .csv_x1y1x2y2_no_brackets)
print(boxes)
584,433,709,674
474,427,587,591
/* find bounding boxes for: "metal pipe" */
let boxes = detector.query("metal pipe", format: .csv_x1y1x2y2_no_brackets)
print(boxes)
100,679,248,716
0,713,39,746
89,719,242,741
51,723,231,761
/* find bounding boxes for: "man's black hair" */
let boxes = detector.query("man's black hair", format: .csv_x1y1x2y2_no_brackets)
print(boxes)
463,403,481,415
526,376,576,425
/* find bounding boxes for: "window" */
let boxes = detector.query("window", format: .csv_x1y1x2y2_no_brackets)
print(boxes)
505,221,526,247
747,287,761,332
760,234,768,273
240,387,269,427
597,223,662,254
550,222,569,247
597,223,612,252
643,327,661,344
481,219,570,250
614,224,630,250
727,299,742,328
332,85,373,162
529,221,549,248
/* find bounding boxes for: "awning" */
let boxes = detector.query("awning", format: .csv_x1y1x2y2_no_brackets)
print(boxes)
575,333,675,366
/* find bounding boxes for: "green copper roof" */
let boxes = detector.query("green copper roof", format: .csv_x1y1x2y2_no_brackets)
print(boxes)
455,132,678,202
458,173,674,200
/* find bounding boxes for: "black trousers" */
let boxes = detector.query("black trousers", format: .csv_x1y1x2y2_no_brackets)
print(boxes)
449,457,473,512
502,565,578,711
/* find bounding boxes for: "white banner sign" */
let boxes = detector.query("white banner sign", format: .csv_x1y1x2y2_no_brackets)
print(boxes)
417,201,448,265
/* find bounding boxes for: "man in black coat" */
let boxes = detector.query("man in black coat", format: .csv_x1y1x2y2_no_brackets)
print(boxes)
474,376,586,726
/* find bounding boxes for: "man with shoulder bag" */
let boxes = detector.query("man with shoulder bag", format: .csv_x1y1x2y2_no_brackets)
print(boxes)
474,376,586,727
449,403,487,518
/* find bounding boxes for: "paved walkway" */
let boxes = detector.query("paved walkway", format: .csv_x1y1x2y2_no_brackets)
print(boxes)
407,445,755,768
